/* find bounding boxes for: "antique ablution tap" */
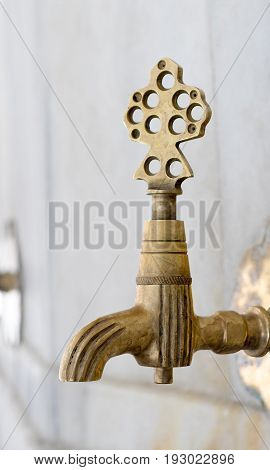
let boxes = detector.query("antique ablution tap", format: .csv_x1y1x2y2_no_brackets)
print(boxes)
59,58,270,384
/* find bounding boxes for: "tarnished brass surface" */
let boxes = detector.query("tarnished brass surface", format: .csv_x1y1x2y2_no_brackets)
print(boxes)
193,307,270,357
59,59,270,385
123,57,211,193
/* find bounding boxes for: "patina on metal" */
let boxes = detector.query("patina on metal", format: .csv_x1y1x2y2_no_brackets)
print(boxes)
59,58,270,385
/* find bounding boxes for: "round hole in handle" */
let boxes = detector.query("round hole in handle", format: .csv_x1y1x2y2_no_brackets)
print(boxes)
188,123,196,134
166,158,183,178
173,91,190,109
168,116,186,135
145,115,161,134
157,71,175,90
131,129,140,139
190,89,198,99
158,60,166,70
144,156,161,176
128,106,143,124
187,104,204,121
143,90,159,109
133,92,142,103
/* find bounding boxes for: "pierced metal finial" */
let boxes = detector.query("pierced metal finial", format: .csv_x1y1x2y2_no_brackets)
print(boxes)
124,58,212,193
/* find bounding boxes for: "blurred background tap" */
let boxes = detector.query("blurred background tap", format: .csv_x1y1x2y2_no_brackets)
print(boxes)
0,221,21,346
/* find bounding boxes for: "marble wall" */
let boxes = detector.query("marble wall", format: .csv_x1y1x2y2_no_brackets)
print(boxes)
0,0,269,449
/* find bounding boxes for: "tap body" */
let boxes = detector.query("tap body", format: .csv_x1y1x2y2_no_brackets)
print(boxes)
59,58,270,385
59,193,270,384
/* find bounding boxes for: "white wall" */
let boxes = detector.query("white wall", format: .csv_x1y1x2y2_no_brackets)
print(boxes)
0,0,270,449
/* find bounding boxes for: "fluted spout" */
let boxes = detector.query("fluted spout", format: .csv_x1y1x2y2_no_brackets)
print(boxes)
59,306,153,382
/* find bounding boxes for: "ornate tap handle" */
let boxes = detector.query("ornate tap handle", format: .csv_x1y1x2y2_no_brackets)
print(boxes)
124,57,211,193
59,59,270,385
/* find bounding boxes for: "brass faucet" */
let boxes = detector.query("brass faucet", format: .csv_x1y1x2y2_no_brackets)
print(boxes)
59,58,270,384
